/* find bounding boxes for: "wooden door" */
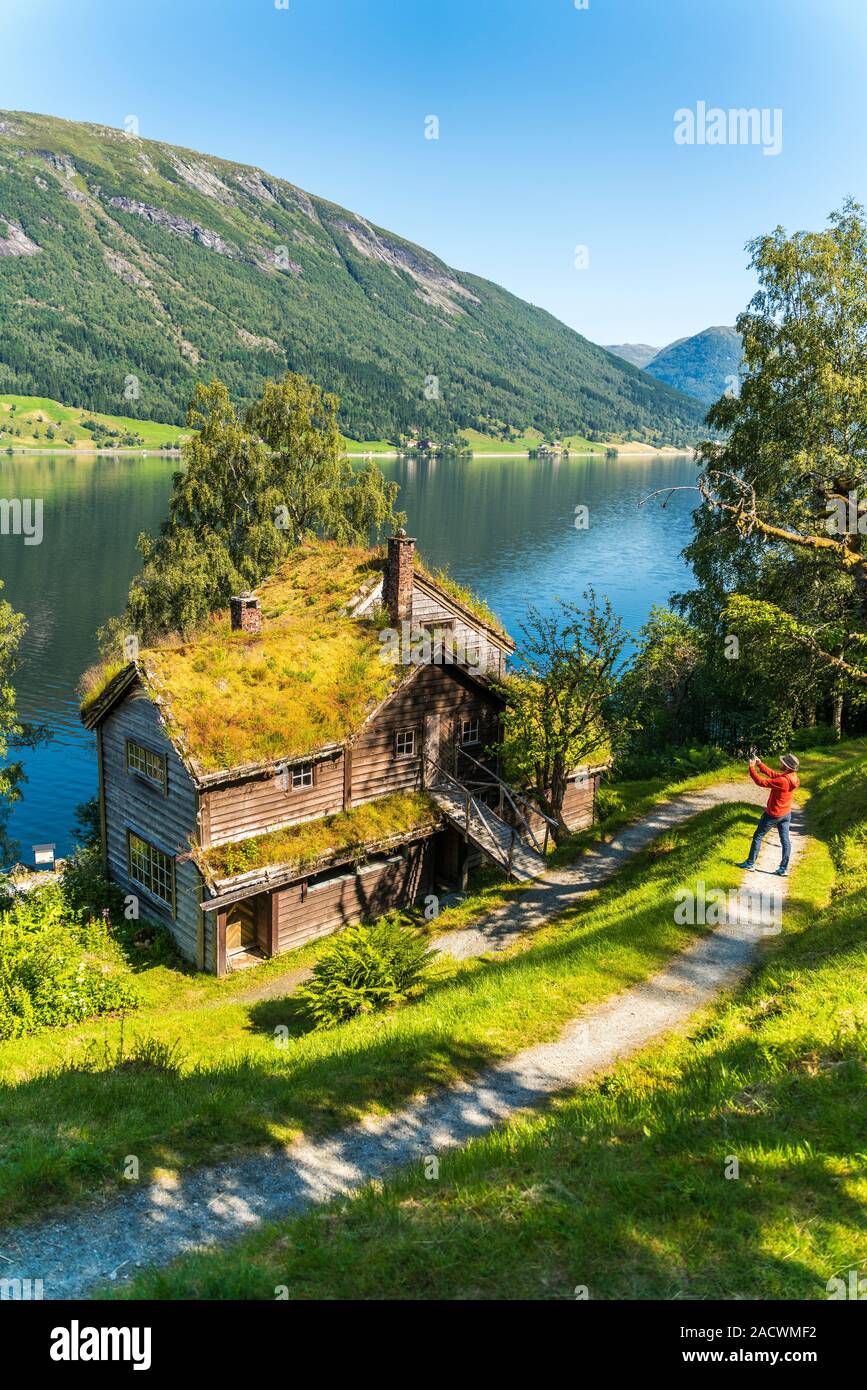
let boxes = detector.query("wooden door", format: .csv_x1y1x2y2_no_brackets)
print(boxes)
423,713,440,783
226,899,257,954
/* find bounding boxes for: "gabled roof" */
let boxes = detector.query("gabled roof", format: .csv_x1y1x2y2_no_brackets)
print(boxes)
80,540,512,783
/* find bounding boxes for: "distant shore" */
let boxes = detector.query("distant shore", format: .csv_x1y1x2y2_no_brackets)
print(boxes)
0,443,696,461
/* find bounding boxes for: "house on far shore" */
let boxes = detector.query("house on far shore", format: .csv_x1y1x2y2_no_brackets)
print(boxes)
80,536,603,975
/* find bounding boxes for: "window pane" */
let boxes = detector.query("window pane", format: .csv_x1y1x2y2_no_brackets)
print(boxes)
128,831,174,909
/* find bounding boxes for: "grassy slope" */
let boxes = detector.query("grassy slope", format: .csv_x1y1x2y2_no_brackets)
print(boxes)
1,766,759,1227
112,742,867,1300
0,394,187,449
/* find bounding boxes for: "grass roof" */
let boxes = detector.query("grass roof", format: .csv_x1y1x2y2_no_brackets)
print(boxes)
139,543,394,774
414,556,511,640
80,539,512,775
201,790,441,882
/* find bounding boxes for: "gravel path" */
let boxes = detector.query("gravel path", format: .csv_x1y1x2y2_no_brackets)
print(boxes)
0,782,802,1299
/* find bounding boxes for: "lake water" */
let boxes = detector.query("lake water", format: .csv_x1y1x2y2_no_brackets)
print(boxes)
0,450,699,862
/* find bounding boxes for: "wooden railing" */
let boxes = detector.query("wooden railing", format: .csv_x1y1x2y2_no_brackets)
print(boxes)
452,745,556,855
423,755,517,872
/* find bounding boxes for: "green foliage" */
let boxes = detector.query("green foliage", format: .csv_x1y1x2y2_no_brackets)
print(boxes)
0,579,27,865
499,591,624,833
680,201,867,713
102,373,402,643
0,881,139,1039
297,916,436,1028
0,110,704,445
616,606,704,753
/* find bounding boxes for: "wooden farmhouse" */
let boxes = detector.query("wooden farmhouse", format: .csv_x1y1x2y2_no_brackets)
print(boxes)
81,536,602,974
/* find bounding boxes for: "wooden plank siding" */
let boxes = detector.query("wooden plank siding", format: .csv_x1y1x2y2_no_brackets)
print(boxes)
101,687,209,968
351,664,501,806
273,840,433,955
200,751,344,848
410,583,507,677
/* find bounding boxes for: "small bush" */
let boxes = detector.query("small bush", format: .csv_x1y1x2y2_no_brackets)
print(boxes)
614,744,731,782
594,787,626,822
73,1027,184,1075
298,916,437,1028
0,881,139,1039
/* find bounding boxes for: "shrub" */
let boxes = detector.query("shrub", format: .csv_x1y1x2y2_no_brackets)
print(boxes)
0,881,139,1039
594,787,626,822
73,1026,184,1075
298,915,437,1028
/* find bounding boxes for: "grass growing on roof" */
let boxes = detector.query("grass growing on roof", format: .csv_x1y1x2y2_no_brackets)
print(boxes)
203,791,441,880
414,555,510,639
140,542,395,772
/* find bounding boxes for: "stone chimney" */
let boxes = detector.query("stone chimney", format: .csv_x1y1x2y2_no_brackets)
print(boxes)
230,592,262,634
384,531,415,625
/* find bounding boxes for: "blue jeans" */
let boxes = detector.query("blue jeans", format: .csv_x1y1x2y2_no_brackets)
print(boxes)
746,811,791,870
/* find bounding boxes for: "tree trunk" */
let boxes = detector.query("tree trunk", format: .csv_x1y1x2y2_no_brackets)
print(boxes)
832,692,843,739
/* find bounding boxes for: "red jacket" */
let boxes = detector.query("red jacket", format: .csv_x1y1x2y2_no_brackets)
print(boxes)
749,760,799,817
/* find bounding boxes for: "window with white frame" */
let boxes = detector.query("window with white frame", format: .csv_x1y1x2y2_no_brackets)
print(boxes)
460,717,480,746
291,763,314,790
395,728,416,757
127,830,175,912
126,738,167,792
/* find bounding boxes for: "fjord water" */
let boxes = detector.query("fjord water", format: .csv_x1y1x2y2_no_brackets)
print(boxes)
0,450,698,860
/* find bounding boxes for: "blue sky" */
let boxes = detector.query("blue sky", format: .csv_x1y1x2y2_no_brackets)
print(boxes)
2,0,864,345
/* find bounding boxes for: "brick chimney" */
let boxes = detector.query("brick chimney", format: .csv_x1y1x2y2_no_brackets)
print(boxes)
384,531,415,625
230,592,262,634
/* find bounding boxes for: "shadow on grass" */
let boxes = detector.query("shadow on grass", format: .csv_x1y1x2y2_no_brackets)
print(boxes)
109,906,867,1301
0,803,778,1230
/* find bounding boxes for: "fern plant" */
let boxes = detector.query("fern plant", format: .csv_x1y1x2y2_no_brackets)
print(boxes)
298,916,436,1029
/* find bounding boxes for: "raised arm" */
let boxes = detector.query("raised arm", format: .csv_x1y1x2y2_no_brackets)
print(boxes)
749,761,773,788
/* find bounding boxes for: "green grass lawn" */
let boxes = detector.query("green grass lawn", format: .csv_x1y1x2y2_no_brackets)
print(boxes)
110,742,867,1300
0,394,188,450
0,766,766,1228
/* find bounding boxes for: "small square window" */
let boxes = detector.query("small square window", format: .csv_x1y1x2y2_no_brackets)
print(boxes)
395,729,416,757
291,763,314,789
460,718,480,746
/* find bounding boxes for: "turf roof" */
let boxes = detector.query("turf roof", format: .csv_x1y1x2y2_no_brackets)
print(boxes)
141,542,396,774
200,790,441,883
80,538,512,776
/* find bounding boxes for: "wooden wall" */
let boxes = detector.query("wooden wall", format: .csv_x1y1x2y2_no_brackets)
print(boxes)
201,751,344,848
101,688,209,968
351,663,501,806
411,583,507,677
273,840,433,954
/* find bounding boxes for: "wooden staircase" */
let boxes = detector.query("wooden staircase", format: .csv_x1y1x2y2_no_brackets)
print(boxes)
425,756,551,883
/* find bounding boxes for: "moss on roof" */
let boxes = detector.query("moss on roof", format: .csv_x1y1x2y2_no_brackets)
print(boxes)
201,790,441,882
139,542,394,774
414,556,510,640
80,539,512,773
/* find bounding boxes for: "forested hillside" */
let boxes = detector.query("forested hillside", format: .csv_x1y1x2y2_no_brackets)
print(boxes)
0,111,704,443
644,326,743,406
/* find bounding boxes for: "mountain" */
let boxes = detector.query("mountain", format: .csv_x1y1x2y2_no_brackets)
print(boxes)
643,326,743,407
603,343,660,370
0,111,705,444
